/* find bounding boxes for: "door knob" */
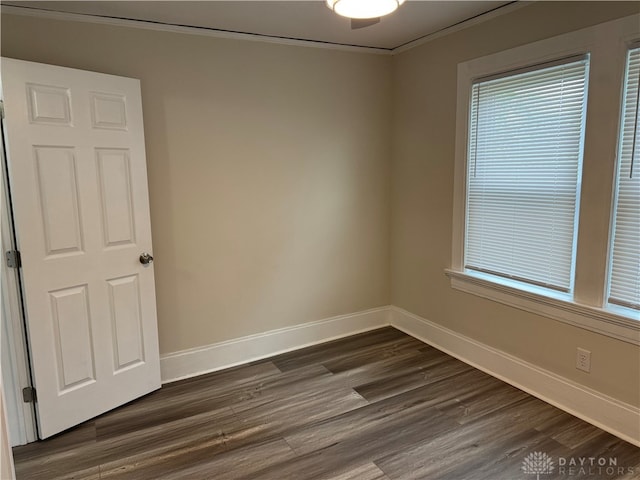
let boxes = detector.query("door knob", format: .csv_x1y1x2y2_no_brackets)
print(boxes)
139,253,154,265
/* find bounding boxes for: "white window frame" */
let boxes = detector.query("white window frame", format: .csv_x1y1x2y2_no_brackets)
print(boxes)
448,14,640,345
606,44,640,318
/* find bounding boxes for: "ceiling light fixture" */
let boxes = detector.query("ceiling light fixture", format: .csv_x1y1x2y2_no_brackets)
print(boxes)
326,0,406,20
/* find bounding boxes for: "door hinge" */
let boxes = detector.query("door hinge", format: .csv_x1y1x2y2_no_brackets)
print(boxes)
22,386,36,403
5,250,21,268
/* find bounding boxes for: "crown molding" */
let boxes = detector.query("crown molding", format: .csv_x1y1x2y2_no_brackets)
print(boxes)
0,5,393,56
393,1,530,54
2,2,528,56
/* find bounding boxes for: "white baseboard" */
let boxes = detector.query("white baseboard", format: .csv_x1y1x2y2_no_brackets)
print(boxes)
160,304,639,447
390,306,640,447
160,306,391,383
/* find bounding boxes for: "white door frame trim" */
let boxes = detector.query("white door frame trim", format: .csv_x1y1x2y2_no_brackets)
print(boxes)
0,109,38,446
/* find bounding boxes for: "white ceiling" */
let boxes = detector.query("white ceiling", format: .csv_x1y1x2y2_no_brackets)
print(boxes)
4,1,514,50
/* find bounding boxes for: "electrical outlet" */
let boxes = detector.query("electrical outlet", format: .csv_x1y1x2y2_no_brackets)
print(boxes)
576,348,591,373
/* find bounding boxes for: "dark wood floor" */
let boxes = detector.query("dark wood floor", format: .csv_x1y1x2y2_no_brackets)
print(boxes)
12,327,640,480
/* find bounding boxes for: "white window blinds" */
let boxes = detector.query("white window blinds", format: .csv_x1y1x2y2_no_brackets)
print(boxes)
609,46,640,311
465,57,589,292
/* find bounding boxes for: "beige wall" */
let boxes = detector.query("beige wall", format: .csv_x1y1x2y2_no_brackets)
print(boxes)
1,14,392,354
391,1,640,407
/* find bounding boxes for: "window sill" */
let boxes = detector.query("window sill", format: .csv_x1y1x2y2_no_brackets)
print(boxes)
444,269,640,345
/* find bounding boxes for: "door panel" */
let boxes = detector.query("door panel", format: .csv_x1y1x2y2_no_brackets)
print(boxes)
96,148,136,247
107,274,145,371
26,83,72,126
49,285,95,391
34,146,84,256
1,58,161,438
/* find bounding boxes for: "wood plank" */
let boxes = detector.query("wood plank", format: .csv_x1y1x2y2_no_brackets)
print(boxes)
254,405,458,480
102,437,296,480
270,327,412,372
535,411,608,449
434,377,531,424
353,355,473,403
329,463,391,480
95,362,307,439
375,396,569,480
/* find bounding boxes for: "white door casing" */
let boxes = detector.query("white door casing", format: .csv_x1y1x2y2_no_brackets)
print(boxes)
1,58,161,438
1,131,37,446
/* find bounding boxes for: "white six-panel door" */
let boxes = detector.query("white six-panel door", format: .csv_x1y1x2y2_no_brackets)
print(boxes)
1,58,161,438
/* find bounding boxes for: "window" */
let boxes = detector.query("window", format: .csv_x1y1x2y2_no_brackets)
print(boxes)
449,15,640,344
465,58,589,293
608,46,640,312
